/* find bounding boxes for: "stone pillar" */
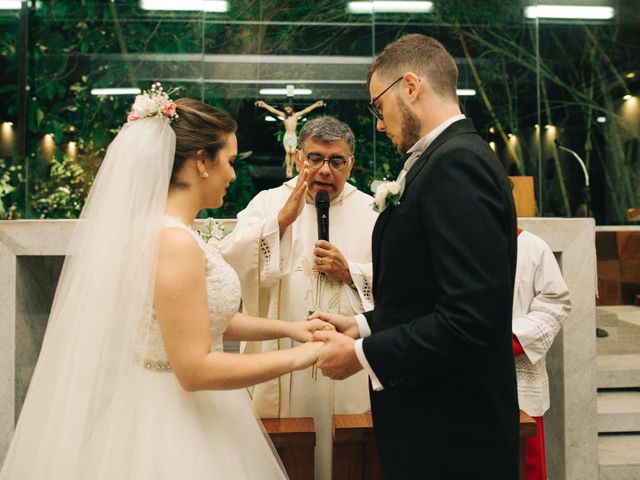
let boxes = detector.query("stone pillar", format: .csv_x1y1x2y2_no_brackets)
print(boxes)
519,218,598,480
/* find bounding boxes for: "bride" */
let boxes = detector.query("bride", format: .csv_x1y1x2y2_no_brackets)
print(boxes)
0,85,327,479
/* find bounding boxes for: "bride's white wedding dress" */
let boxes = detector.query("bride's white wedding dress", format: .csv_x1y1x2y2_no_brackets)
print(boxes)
0,119,287,479
74,216,288,479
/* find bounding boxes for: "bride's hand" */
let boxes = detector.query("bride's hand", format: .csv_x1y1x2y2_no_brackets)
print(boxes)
288,319,335,343
307,311,360,339
292,341,325,370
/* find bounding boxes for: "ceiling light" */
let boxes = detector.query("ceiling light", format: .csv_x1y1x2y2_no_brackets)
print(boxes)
457,89,476,96
208,79,364,85
0,0,21,9
626,72,636,79
524,5,614,20
204,54,371,64
259,88,312,96
623,94,632,100
140,0,228,12
596,116,606,123
347,1,433,14
91,88,142,96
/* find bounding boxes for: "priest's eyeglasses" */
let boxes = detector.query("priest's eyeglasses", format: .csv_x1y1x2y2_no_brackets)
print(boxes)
368,76,404,121
305,153,351,171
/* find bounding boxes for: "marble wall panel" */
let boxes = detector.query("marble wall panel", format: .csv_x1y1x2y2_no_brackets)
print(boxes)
15,256,63,422
519,217,598,480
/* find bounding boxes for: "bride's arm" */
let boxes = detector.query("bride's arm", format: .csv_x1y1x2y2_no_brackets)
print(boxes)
154,228,323,392
223,313,332,342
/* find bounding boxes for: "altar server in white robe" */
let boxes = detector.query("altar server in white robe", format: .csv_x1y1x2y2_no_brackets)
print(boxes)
220,115,378,480
512,227,571,480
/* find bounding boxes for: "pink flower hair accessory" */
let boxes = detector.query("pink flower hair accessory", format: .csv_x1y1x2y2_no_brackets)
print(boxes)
127,82,179,123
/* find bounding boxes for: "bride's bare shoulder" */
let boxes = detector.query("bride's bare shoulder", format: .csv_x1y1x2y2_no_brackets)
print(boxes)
157,227,202,263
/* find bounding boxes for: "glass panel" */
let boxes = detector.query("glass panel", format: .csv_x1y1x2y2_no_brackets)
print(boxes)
537,1,640,223
199,10,375,216
372,2,539,204
1,0,638,224
0,5,22,218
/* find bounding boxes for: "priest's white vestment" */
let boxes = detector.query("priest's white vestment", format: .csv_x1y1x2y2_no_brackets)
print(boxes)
220,177,378,480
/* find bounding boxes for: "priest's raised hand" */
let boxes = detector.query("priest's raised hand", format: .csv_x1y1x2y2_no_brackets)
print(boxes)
277,161,311,232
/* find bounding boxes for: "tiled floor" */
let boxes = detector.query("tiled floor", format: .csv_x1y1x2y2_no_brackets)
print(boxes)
596,305,640,479
597,306,640,356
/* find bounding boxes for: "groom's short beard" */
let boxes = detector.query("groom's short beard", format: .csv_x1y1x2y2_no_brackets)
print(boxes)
397,99,422,154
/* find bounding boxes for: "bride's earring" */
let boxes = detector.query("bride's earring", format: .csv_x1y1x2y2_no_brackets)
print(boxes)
200,171,209,179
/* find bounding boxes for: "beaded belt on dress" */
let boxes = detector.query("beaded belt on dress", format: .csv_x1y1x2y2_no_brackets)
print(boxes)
134,354,172,372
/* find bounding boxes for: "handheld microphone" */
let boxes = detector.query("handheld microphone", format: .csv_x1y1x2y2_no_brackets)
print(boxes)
315,190,330,242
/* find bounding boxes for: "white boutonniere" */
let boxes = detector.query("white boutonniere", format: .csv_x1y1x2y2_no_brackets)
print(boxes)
370,176,405,213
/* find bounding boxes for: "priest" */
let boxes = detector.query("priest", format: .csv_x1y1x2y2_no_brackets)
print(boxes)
220,116,378,480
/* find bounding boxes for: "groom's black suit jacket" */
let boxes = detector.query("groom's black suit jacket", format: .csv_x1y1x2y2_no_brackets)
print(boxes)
362,119,519,479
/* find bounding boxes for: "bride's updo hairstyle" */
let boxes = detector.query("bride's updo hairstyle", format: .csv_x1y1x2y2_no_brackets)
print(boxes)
169,98,237,189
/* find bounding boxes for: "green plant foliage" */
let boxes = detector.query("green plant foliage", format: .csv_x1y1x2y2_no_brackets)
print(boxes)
30,155,91,218
0,156,25,219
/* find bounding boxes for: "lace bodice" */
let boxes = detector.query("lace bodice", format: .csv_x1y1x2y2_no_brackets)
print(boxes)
137,216,241,370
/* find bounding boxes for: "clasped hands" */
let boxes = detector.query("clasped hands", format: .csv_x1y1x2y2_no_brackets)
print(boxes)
300,311,364,380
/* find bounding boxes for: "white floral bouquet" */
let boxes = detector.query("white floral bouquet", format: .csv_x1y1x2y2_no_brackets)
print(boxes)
127,83,178,123
370,176,405,213
198,218,231,251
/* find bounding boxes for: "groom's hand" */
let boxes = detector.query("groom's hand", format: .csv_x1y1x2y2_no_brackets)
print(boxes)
307,311,360,339
312,330,363,380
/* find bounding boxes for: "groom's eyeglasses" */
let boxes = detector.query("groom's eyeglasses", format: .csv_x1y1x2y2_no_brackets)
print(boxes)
368,76,404,121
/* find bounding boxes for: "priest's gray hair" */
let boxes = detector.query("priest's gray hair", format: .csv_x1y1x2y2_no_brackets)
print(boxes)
297,115,355,154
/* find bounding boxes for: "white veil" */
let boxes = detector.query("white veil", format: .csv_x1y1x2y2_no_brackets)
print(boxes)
0,117,176,479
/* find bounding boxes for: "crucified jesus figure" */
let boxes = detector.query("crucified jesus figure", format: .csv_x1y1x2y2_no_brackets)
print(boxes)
255,99,325,177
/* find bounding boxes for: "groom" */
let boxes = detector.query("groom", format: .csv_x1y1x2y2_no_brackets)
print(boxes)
311,34,519,479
